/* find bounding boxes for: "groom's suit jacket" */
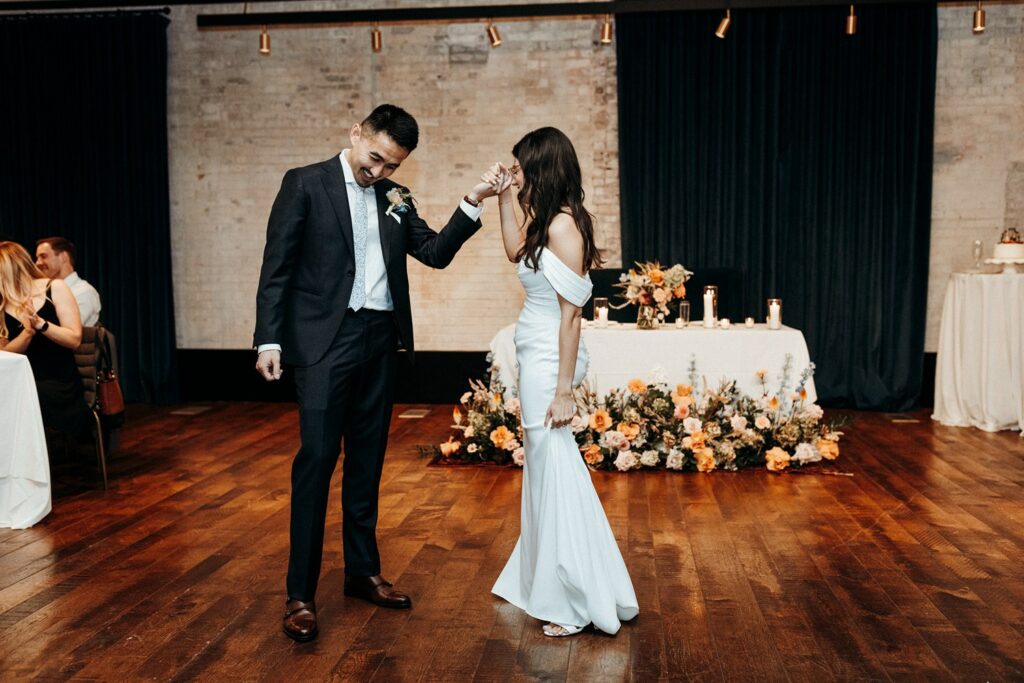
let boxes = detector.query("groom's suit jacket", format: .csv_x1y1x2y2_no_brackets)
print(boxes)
254,155,482,367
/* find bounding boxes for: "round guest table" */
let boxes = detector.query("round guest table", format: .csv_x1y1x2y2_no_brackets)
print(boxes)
0,350,52,529
489,321,817,402
933,271,1024,434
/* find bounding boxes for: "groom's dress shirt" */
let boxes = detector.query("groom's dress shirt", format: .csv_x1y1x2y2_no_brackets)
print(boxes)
257,151,483,354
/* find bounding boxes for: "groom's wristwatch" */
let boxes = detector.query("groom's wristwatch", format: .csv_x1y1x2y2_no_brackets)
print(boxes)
463,194,480,207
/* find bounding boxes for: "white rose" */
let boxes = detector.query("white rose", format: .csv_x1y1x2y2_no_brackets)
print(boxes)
755,415,771,430
683,417,703,435
466,443,479,453
793,442,821,465
601,430,630,451
640,450,660,467
614,450,638,471
665,450,684,470
730,415,748,432
512,447,525,466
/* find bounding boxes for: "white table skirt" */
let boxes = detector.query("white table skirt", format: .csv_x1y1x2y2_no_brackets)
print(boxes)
0,351,52,529
490,321,817,403
933,272,1024,433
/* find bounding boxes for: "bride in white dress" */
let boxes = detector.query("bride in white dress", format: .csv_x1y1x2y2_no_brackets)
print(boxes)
484,127,638,637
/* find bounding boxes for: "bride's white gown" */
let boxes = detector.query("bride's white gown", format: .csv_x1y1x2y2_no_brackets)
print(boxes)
491,247,639,634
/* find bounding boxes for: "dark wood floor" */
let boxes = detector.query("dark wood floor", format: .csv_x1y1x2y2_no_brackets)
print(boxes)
1,404,1022,681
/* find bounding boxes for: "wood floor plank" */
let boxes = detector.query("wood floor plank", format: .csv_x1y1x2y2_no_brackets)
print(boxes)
0,405,1021,681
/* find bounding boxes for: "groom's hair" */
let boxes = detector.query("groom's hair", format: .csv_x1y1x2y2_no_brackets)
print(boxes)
362,104,419,152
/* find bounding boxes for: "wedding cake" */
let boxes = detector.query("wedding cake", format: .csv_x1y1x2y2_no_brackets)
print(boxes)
993,227,1024,259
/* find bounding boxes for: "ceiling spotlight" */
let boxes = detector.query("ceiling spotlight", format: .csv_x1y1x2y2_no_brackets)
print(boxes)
259,25,270,55
973,1,986,33
600,14,614,45
486,21,502,48
371,23,382,53
715,9,732,39
846,5,857,35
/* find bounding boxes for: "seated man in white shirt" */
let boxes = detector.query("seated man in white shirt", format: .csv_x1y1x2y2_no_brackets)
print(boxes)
35,236,102,327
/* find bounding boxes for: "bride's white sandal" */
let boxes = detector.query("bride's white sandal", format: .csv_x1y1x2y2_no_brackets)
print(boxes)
543,623,585,637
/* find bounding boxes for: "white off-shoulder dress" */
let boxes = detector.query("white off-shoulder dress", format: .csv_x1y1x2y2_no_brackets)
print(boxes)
491,248,639,634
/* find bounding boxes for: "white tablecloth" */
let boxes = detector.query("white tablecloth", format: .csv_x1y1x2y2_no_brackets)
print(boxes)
933,272,1024,433
0,351,51,528
490,321,818,402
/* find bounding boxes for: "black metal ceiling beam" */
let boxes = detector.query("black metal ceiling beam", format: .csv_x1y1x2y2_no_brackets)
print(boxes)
194,0,937,30
0,0,947,23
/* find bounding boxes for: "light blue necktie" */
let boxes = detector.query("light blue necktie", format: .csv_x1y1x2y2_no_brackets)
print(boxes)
350,186,368,310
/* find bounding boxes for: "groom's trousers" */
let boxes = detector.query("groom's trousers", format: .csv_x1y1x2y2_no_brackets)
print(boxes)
287,308,398,602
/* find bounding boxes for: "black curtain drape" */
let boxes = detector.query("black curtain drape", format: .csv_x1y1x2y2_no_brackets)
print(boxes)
0,11,177,403
617,4,936,410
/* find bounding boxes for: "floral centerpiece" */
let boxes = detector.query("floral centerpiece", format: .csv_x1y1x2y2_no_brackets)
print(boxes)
427,355,846,474
612,261,693,328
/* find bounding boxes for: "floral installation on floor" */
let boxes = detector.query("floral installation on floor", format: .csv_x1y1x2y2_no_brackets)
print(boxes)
425,354,846,473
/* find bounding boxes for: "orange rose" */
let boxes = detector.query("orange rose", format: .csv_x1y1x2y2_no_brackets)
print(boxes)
816,439,839,460
765,446,790,472
672,284,686,298
676,384,693,397
649,268,664,284
682,432,706,451
589,409,612,433
696,447,716,473
628,378,648,395
617,422,641,440
582,444,604,465
490,426,514,449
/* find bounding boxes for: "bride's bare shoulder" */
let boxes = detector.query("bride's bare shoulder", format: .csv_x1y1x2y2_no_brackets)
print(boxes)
546,215,585,276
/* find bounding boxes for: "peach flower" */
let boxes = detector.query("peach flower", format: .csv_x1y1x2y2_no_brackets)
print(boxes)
765,447,790,472
589,409,612,432
816,439,840,461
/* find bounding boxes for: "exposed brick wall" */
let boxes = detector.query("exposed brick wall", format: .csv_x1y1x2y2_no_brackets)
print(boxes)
169,2,1024,354
168,1,619,351
929,5,1024,351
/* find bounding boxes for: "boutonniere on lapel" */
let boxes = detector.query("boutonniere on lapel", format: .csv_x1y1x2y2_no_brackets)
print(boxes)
385,187,414,218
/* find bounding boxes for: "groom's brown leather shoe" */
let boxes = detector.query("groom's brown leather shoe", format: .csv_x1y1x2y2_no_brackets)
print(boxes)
343,575,412,609
283,599,318,642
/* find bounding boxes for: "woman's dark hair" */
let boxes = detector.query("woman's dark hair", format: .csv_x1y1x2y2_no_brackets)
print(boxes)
362,104,419,152
513,127,602,273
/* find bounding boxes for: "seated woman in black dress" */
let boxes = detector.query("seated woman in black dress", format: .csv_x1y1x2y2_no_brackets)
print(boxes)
0,241,89,437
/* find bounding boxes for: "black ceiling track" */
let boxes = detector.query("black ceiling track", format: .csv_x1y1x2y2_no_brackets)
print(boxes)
0,1,943,25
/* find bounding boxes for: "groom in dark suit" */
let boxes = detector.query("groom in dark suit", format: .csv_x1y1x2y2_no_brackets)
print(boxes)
254,104,496,642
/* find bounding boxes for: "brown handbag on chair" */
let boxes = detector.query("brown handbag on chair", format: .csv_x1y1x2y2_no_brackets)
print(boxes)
97,329,125,417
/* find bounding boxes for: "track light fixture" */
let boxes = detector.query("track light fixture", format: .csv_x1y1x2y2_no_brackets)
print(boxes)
715,9,731,39
259,25,270,55
973,1,986,33
371,23,382,53
846,5,857,36
486,21,502,48
600,14,614,45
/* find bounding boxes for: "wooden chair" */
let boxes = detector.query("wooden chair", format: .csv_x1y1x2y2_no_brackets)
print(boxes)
74,326,114,489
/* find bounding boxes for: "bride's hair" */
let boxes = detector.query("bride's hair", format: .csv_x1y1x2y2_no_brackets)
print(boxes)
513,127,603,273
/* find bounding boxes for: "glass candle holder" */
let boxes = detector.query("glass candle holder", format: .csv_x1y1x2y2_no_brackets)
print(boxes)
702,286,718,328
676,300,691,328
744,316,755,328
593,297,609,327
972,239,984,270
767,298,782,330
